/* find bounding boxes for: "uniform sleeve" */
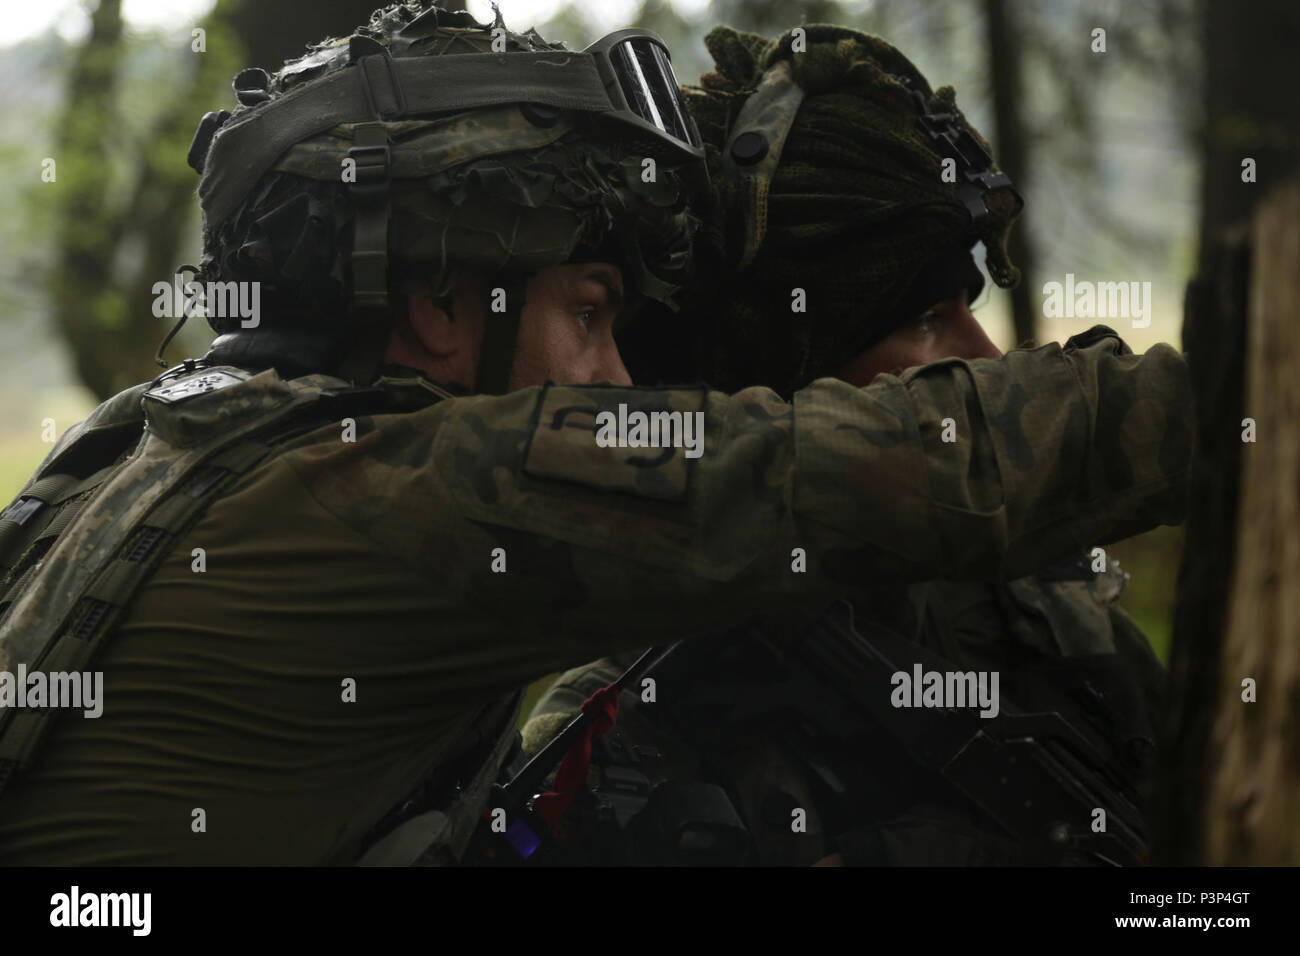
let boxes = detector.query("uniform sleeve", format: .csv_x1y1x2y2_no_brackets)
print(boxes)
281,327,1191,665
790,329,1191,582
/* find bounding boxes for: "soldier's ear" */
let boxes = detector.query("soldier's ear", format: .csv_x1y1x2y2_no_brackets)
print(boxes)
386,267,496,389
402,274,482,354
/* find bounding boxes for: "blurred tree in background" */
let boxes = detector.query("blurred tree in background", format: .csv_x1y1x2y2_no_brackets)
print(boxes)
1197,0,1300,270
49,0,382,401
51,0,232,400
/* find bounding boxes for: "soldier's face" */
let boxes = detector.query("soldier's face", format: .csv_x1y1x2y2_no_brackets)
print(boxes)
507,263,632,390
385,262,631,390
835,289,1002,386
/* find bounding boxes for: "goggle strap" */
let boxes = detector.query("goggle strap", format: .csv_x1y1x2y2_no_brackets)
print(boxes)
720,59,806,270
620,228,682,312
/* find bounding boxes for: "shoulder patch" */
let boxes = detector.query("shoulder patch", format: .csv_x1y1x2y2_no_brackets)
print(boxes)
522,384,707,503
144,368,250,404
143,367,295,448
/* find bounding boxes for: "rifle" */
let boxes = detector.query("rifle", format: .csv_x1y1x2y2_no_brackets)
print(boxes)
792,600,1148,865
466,642,681,863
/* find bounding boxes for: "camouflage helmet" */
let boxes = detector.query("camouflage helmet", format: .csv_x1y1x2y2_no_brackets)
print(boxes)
189,1,705,389
621,24,1023,396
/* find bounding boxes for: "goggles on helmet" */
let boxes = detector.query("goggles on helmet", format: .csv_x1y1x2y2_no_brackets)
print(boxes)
584,29,704,163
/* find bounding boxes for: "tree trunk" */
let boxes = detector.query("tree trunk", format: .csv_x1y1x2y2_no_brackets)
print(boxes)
48,0,388,401
1200,181,1300,864
983,0,1036,348
1197,0,1300,275
1153,226,1248,865
1157,180,1300,865
221,0,390,75
49,0,139,401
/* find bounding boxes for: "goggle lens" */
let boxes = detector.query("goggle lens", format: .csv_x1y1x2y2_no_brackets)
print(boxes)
609,37,698,149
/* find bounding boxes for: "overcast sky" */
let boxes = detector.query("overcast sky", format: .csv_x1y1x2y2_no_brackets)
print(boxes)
0,0,718,47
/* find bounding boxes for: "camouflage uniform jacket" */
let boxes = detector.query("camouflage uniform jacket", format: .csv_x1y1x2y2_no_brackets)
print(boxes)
0,327,1190,863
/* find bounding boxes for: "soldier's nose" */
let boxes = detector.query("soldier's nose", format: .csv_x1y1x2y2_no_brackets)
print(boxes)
960,309,1002,360
600,346,633,386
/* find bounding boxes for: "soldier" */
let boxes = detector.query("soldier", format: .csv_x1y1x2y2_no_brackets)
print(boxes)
0,4,1189,865
521,25,1180,867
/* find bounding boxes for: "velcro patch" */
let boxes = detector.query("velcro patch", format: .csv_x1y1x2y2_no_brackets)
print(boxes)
522,384,708,503
144,368,249,404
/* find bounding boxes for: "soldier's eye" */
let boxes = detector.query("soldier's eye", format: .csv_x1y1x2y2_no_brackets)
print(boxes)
914,308,940,332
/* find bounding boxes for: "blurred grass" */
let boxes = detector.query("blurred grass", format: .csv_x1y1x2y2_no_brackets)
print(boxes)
0,443,45,502
0,386,97,503
1104,523,1184,664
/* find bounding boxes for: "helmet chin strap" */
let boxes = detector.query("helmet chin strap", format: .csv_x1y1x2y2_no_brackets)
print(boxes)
337,270,528,392
337,315,395,386
473,274,528,395
337,117,398,386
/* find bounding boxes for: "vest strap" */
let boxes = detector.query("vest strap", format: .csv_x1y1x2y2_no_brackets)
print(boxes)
357,693,523,866
0,369,448,798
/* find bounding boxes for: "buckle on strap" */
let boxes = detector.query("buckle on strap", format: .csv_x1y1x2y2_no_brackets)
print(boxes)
891,74,1023,225
344,37,398,314
347,141,392,187
351,36,406,121
347,122,392,312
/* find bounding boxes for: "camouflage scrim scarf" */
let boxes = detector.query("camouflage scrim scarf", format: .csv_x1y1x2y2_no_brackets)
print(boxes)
681,24,1022,394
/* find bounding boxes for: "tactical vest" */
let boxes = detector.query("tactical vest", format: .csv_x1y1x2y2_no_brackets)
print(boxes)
0,360,519,865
